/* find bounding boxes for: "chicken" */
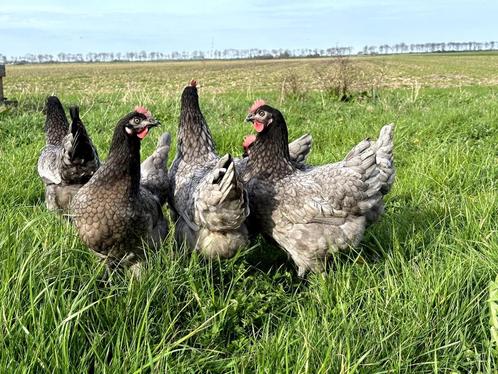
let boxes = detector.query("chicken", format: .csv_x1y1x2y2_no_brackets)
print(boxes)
243,100,395,276
169,81,250,258
37,96,100,212
70,107,170,276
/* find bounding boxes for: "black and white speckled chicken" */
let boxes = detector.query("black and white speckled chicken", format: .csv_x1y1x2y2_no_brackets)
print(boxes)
243,100,395,276
37,96,100,212
70,107,170,275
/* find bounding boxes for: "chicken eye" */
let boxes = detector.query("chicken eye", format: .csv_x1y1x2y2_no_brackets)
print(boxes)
133,118,141,124
258,110,265,117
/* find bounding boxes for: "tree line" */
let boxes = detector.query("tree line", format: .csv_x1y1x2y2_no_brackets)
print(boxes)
359,41,497,55
1,41,497,64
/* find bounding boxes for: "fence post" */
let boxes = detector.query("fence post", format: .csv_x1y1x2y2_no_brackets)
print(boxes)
0,64,5,102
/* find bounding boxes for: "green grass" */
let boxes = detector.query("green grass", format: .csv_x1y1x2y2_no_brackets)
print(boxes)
0,55,497,372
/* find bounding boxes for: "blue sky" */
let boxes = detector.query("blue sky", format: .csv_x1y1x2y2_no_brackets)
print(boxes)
1,0,497,56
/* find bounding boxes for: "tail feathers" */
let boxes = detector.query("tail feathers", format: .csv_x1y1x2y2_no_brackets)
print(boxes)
342,124,395,196
373,124,395,195
59,107,100,184
288,133,312,164
338,124,395,223
68,106,99,164
141,132,171,205
343,141,377,177
194,154,249,232
342,137,374,165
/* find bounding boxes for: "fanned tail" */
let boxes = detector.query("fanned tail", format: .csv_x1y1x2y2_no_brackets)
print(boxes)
288,133,312,165
340,124,395,223
194,154,249,232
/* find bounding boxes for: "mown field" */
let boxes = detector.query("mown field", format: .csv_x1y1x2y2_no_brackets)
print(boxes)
0,53,497,372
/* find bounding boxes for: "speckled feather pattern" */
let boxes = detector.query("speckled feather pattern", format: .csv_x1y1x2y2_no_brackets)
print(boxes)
141,133,171,206
169,84,249,258
37,96,100,212
44,96,69,145
243,107,395,276
70,114,169,270
71,178,166,268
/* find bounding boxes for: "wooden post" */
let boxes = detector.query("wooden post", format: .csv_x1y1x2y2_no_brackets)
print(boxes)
0,64,5,102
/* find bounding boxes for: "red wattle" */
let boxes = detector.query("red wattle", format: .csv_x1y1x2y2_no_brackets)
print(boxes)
242,134,256,150
253,121,264,133
136,127,149,139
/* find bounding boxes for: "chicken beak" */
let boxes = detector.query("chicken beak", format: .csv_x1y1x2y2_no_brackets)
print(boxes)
145,118,160,129
245,113,255,123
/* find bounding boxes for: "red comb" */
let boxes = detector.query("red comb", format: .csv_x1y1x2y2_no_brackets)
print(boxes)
134,106,152,119
249,99,266,113
190,79,197,87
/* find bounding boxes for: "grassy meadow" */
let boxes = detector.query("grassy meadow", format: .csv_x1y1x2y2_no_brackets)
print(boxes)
0,53,497,372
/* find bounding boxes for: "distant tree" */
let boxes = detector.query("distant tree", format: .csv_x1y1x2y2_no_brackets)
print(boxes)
8,39,498,65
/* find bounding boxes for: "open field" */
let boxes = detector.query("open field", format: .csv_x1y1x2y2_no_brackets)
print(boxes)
0,54,497,372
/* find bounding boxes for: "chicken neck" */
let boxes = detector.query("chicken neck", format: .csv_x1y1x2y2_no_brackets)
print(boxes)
248,115,295,180
177,87,216,162
45,98,69,145
93,124,141,196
